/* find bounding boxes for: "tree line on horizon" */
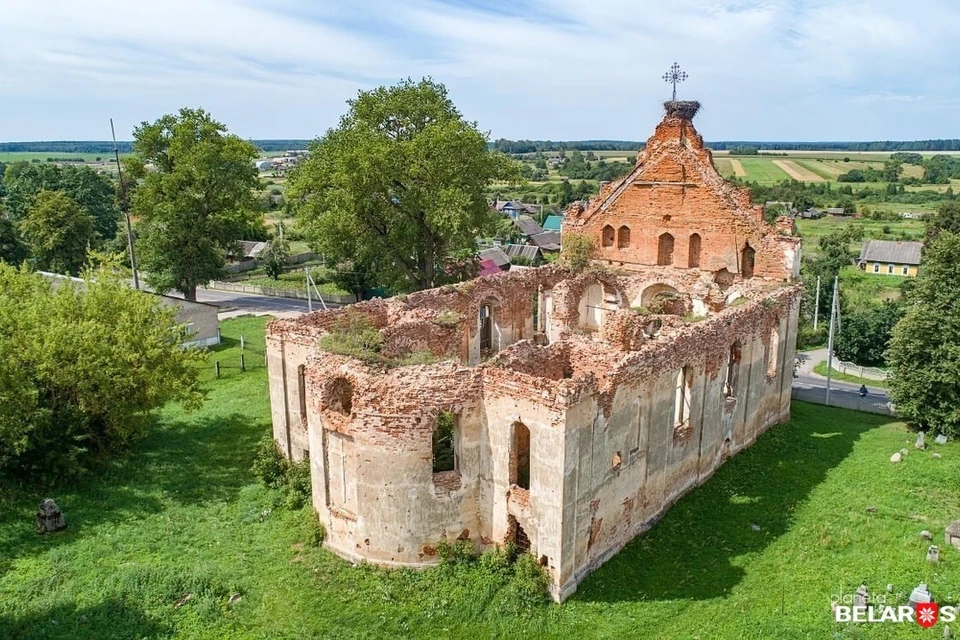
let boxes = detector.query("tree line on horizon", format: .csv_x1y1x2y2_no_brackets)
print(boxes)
6,137,960,156
491,139,960,154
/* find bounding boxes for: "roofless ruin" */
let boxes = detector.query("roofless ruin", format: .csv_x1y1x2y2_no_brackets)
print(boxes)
266,101,802,601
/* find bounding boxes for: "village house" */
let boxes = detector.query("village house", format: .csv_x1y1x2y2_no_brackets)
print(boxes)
265,100,802,602
858,239,922,276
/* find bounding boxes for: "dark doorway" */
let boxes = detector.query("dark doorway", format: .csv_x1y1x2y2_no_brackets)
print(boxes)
741,243,756,279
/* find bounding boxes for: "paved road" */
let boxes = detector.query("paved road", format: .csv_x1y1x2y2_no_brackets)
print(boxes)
194,288,315,314
793,349,891,412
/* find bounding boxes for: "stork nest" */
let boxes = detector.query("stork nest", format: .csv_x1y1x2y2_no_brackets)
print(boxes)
663,100,701,120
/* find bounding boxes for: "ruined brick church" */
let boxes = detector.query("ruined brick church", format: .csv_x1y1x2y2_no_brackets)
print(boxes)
266,101,802,601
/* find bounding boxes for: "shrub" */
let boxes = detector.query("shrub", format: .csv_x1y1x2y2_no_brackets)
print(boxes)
251,432,312,508
0,264,203,483
300,508,326,546
251,433,287,489
284,459,312,509
318,311,384,362
437,538,474,564
560,232,596,273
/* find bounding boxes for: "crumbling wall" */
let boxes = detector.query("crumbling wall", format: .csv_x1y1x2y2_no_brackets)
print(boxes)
264,257,802,602
553,288,800,600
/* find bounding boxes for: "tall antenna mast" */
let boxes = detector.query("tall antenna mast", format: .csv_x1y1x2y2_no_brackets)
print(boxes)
111,118,139,289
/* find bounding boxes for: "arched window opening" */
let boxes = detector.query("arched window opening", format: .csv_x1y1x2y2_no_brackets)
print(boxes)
602,225,615,248
658,233,675,266
767,327,780,376
511,421,531,490
724,341,741,398
741,243,756,279
432,411,458,473
688,233,701,268
674,366,692,427
617,226,631,249
326,377,353,415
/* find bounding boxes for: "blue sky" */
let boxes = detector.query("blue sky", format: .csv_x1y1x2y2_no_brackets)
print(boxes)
2,0,958,142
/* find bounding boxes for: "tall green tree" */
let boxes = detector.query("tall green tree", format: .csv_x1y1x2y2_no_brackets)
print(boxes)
290,78,517,293
2,162,119,241
129,108,262,301
0,263,203,482
925,201,960,243
260,236,290,280
20,190,94,275
834,300,903,367
887,232,960,436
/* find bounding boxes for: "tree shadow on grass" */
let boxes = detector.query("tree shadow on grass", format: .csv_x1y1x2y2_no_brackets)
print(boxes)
0,412,264,580
0,598,169,640
573,402,894,603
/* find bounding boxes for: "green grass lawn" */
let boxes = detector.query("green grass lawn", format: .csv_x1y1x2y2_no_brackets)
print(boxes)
2,316,958,639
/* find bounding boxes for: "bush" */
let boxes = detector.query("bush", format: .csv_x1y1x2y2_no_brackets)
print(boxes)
560,232,596,273
300,508,326,546
0,264,203,483
251,432,312,508
252,433,288,488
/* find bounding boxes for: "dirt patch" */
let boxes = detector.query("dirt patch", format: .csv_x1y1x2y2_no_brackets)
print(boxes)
772,159,823,182
728,158,746,177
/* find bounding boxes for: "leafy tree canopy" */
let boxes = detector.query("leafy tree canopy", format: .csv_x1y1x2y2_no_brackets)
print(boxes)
20,190,95,276
2,162,119,241
129,108,263,300
0,263,203,483
290,78,518,293
887,232,960,436
925,200,960,243
260,236,290,280
0,217,27,265
834,300,903,367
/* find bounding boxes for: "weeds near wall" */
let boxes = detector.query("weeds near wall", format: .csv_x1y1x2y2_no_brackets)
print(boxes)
252,434,315,510
425,540,550,617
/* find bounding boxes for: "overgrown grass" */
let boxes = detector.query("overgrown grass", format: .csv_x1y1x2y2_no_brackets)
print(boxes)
1,316,958,638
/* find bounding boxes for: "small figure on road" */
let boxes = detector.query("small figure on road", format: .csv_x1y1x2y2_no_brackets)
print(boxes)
859,384,868,398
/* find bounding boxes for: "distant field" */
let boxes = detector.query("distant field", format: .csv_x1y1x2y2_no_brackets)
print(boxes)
0,151,117,163
795,216,926,256
737,157,791,184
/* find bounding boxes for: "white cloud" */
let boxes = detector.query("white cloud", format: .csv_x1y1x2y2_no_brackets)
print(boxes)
1,0,958,140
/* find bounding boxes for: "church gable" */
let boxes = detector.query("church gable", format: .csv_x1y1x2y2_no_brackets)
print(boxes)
563,101,798,280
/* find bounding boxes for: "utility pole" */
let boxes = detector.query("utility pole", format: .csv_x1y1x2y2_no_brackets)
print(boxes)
825,275,839,405
111,118,139,289
813,275,821,330
306,266,312,313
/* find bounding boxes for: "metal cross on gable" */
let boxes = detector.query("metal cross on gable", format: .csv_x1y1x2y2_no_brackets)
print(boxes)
662,62,688,102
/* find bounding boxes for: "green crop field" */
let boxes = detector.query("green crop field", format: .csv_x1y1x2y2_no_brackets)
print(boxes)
2,316,958,639
0,151,119,163
737,157,792,184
